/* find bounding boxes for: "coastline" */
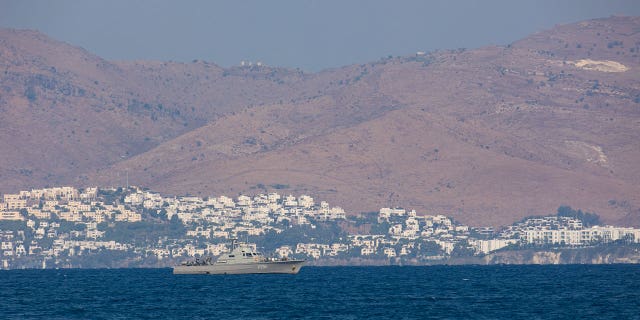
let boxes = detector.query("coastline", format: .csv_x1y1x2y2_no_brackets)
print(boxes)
308,246,640,266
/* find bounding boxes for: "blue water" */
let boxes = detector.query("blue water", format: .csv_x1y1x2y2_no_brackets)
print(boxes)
1,265,639,319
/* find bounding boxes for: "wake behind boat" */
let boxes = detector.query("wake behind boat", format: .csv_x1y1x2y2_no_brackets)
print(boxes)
173,240,305,275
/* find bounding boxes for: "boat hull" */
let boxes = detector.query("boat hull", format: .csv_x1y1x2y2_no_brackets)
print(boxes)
173,260,305,275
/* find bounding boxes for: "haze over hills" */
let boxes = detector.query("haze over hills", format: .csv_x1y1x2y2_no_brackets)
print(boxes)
1,16,639,227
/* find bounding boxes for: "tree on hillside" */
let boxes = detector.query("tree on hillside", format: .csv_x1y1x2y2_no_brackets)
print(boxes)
556,206,601,227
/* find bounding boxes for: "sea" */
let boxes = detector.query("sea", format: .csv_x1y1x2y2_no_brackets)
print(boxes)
1,265,638,319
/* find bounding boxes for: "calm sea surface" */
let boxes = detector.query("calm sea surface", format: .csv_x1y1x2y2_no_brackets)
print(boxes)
1,265,638,319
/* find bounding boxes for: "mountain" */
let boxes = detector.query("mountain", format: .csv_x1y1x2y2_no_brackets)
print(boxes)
1,16,639,226
0,28,324,189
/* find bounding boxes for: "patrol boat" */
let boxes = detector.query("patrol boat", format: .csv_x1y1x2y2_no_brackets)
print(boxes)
173,240,305,275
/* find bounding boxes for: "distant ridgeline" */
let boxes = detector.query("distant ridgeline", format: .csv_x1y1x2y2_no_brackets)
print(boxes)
0,186,639,269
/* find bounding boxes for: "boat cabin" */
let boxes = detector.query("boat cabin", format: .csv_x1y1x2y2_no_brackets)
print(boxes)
216,241,265,264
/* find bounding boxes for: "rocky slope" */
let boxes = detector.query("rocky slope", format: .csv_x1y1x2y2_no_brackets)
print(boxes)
1,16,639,226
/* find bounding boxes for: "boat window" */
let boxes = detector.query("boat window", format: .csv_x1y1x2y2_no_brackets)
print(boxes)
228,255,235,257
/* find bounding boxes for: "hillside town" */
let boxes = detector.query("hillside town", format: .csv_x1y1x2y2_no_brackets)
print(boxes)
0,186,639,269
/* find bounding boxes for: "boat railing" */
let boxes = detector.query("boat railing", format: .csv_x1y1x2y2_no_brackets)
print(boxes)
181,256,213,266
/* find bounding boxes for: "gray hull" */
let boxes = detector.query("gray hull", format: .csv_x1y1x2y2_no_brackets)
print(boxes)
173,260,305,275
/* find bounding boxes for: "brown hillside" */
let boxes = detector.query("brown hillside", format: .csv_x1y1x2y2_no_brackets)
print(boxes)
0,29,323,191
1,16,639,226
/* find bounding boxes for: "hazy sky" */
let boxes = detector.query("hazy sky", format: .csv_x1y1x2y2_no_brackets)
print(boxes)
1,0,639,71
